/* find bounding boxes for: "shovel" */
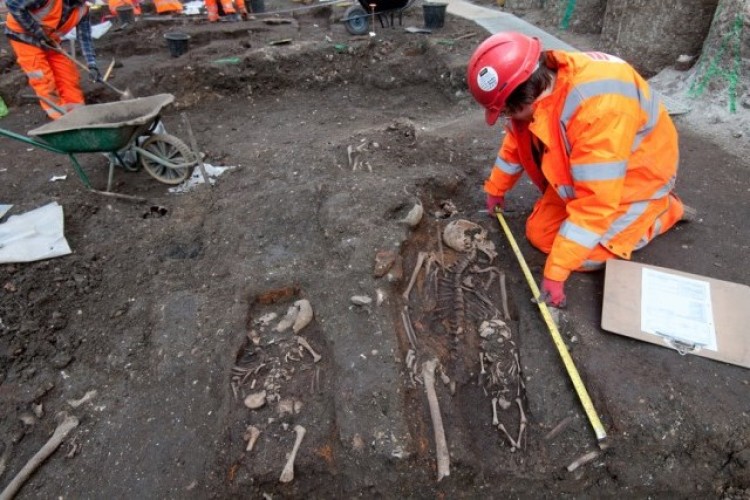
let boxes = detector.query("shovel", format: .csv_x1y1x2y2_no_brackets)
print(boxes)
46,43,133,99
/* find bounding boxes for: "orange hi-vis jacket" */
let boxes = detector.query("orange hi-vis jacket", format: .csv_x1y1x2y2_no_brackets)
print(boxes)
484,50,679,282
6,0,87,44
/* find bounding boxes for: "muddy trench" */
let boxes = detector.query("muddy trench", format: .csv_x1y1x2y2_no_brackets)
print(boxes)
1,9,749,498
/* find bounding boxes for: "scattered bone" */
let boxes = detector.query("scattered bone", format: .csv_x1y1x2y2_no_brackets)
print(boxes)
296,336,321,363
293,400,303,414
350,295,372,306
244,391,267,410
276,306,299,332
67,390,97,408
0,413,79,500
244,426,261,452
31,404,43,419
566,450,601,472
400,307,418,350
402,252,427,301
19,413,36,427
545,416,574,442
279,425,306,483
422,359,450,481
438,368,450,387
257,312,277,325
278,399,295,417
65,437,80,458
479,318,511,339
497,396,512,410
375,288,386,306
400,200,423,228
292,300,313,333
491,398,499,426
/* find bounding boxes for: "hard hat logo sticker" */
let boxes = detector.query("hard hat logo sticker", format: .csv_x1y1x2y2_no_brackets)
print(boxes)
477,66,499,92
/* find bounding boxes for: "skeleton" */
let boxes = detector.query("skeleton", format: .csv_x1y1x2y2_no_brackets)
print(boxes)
279,425,306,483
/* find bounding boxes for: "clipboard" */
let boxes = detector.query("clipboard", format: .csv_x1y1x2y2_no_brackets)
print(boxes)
601,260,750,369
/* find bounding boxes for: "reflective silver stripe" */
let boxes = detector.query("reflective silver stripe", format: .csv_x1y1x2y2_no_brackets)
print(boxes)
495,156,523,175
571,160,627,182
601,201,649,244
559,220,601,249
561,79,660,154
30,0,56,25
649,176,675,200
581,260,605,271
557,184,575,199
27,70,44,79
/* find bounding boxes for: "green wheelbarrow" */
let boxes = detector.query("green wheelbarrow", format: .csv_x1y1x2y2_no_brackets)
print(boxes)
0,93,199,200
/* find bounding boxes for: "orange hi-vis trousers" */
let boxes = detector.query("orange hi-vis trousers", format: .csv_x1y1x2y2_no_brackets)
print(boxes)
205,0,247,21
9,39,83,120
526,186,685,271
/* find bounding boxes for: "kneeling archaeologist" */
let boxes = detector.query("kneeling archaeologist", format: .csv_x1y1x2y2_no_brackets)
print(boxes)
467,32,695,308
5,0,101,119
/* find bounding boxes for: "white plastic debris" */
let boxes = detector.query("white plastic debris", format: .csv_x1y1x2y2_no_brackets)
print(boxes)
168,163,234,194
0,202,72,264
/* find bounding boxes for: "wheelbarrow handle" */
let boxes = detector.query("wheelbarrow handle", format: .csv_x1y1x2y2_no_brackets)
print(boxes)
21,93,67,115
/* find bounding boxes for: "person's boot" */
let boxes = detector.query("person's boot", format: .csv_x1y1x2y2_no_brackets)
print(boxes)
680,204,698,222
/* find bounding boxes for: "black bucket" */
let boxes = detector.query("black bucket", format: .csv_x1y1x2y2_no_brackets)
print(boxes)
116,5,135,24
249,0,265,13
164,32,190,57
423,2,447,29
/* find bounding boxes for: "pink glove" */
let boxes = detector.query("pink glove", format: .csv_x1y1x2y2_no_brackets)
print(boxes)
540,278,566,308
485,194,505,214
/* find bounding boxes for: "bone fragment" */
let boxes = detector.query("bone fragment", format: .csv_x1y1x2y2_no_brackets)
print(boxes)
402,252,427,301
375,288,386,306
292,300,313,333
401,307,418,350
278,398,295,417
350,295,372,306
566,450,600,472
296,336,321,363
491,398,499,426
422,359,450,481
400,200,423,228
276,306,299,332
515,398,527,450
244,391,267,410
497,396,512,410
244,426,261,452
0,413,79,500
545,416,574,442
67,390,97,408
499,272,510,321
279,425,306,483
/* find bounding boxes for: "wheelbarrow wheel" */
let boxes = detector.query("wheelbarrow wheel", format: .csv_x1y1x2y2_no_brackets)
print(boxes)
344,5,369,36
139,133,194,185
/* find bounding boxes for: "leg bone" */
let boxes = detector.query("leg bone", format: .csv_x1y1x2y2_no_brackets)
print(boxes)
279,425,306,483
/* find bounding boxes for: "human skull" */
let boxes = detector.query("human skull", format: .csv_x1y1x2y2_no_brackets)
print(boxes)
442,219,497,261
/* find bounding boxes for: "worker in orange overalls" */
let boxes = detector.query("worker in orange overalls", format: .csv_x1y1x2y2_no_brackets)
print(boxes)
205,0,246,22
153,0,182,14
467,32,695,308
4,0,101,119
107,0,141,17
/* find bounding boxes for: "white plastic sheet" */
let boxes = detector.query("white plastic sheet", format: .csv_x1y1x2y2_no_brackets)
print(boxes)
0,202,72,264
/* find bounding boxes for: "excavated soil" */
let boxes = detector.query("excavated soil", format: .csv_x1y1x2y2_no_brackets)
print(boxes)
1,2,749,498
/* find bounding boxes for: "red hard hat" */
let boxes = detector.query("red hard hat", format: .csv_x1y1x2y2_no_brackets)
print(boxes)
467,32,542,125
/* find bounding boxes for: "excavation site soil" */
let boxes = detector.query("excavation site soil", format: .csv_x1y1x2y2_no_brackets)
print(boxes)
1,2,749,498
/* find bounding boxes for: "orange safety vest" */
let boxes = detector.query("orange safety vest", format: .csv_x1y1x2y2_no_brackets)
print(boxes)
108,0,142,16
153,0,182,14
6,0,87,42
484,50,679,282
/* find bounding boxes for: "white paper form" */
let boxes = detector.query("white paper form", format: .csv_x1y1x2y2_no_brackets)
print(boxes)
641,267,717,351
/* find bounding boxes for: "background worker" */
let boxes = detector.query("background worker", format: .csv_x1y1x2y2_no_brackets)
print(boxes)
5,0,100,119
467,32,693,308
205,0,247,22
107,0,141,18
153,0,182,15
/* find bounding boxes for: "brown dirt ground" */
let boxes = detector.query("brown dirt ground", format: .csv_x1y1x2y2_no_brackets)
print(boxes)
1,2,749,498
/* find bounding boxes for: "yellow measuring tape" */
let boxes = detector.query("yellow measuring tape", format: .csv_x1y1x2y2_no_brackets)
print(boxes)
495,211,608,448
